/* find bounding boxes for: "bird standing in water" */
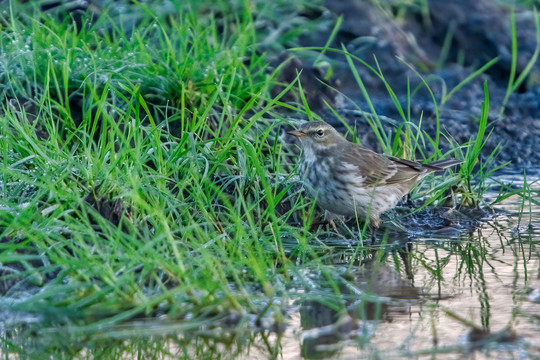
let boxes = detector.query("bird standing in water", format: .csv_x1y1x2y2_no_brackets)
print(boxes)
288,121,461,234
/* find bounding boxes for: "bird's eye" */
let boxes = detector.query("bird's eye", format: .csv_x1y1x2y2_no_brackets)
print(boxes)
316,129,325,137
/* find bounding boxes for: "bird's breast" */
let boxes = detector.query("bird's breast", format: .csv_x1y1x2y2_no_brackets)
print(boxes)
300,158,359,213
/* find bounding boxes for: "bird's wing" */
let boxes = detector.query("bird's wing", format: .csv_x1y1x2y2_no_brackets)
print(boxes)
340,146,424,187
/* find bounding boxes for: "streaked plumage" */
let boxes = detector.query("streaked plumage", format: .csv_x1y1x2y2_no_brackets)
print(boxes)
288,121,461,228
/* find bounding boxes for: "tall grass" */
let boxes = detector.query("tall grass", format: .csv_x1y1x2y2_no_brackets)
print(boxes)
0,0,311,328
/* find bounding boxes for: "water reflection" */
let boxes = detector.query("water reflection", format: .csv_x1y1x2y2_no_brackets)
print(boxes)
299,247,419,359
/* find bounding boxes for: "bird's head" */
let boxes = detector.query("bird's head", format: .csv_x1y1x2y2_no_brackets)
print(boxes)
288,122,345,153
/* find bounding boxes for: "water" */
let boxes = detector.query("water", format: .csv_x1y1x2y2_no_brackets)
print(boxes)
273,217,540,358
2,174,540,359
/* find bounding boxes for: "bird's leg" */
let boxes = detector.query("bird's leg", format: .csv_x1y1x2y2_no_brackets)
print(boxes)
369,218,380,244
370,226,378,245
324,210,339,233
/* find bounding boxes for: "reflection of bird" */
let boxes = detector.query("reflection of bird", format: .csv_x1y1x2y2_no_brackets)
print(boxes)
300,261,418,358
288,121,461,230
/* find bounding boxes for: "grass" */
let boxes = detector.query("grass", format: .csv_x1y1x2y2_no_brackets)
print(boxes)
0,0,538,359
1,0,305,325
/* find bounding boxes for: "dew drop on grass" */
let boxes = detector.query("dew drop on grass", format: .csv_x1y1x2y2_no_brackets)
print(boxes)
19,202,31,209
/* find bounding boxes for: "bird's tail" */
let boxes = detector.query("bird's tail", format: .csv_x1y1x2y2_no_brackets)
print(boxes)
424,159,462,171
389,156,462,172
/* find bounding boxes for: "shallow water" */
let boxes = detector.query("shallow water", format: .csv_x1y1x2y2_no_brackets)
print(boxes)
283,173,540,360
283,219,540,359
2,174,540,359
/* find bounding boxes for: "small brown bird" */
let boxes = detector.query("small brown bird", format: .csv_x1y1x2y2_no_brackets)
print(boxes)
288,121,461,230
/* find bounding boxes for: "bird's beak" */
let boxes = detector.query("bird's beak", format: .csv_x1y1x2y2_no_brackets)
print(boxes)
287,130,306,138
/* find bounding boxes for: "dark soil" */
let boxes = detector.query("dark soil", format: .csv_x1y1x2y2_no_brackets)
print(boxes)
277,0,540,172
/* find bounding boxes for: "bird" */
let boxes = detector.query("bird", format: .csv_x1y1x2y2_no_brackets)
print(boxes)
287,121,461,233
